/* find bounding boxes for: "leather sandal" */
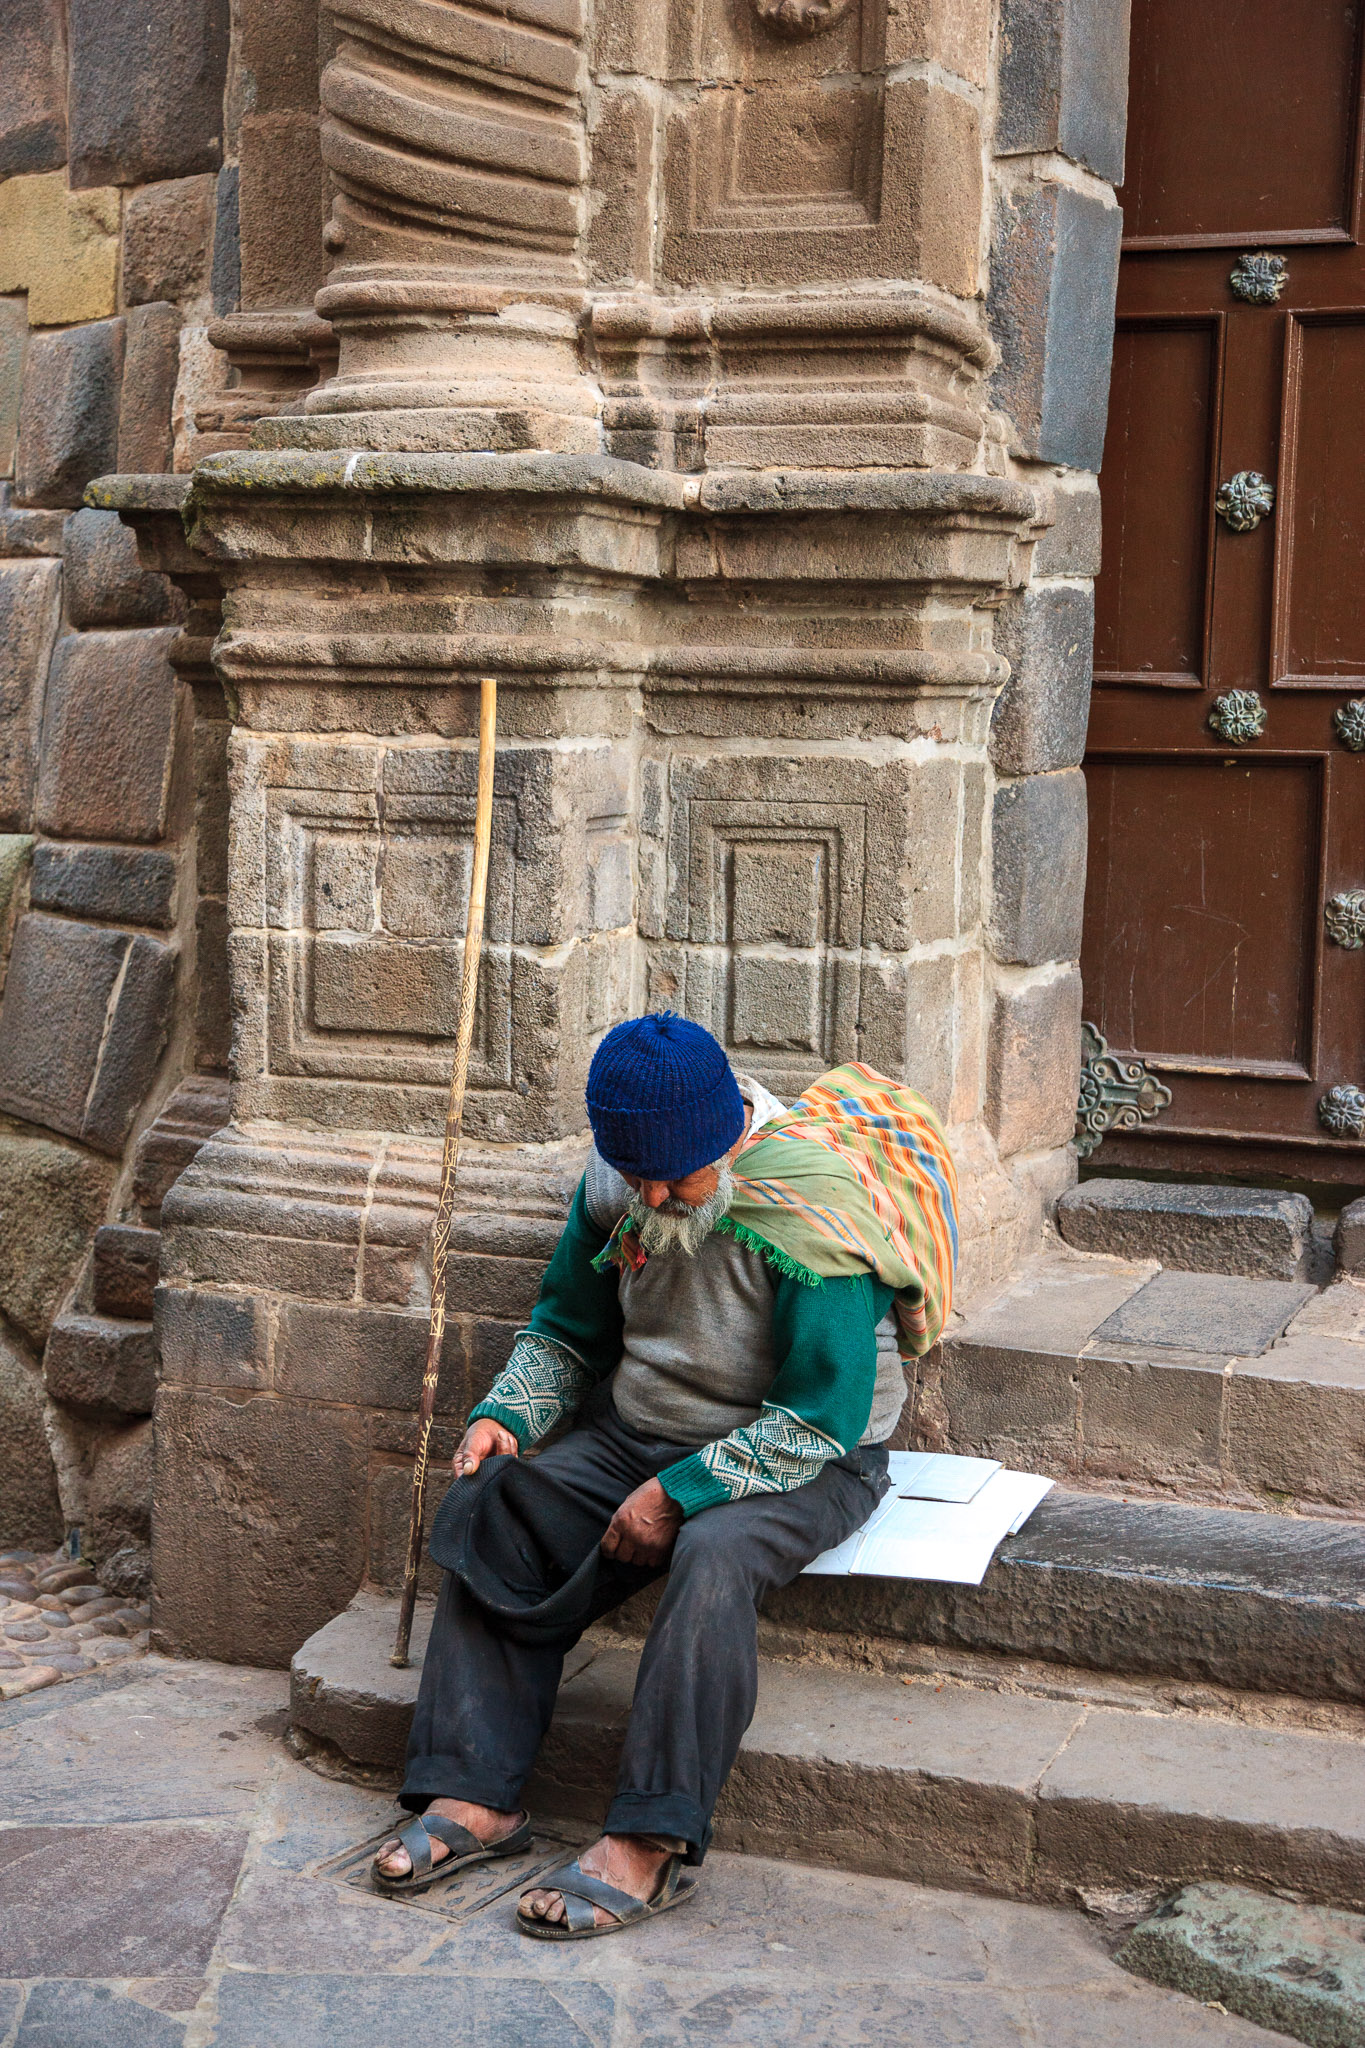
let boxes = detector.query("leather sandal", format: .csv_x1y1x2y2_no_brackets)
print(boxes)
516,1852,696,1940
371,1810,532,1895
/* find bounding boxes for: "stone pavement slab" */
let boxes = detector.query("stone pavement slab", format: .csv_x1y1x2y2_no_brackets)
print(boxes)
1121,1882,1365,2047
0,1652,1297,2048
1092,1271,1315,1359
0,1826,246,1977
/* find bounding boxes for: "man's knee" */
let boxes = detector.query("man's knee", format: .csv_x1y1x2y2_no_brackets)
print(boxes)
668,1511,762,1600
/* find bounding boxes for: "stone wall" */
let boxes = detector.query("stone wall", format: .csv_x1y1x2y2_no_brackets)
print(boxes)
0,0,244,1571
2,0,1128,1656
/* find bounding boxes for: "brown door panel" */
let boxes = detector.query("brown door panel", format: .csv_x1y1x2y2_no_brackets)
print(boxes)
1083,753,1322,1081
1094,320,1220,687
1274,312,1365,687
1122,0,1365,248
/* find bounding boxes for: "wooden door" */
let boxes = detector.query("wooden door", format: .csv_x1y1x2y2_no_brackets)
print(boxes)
1083,0,1365,1182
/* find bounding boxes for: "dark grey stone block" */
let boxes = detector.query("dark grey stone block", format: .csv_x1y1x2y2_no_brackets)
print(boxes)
153,1284,269,1390
14,320,124,511
63,508,179,630
0,912,175,1155
44,1311,158,1417
1334,1196,1365,1278
0,556,61,832
30,842,178,928
989,181,1123,472
211,163,241,318
35,630,178,845
0,0,67,180
990,768,1087,966
769,1490,1365,1702
116,301,182,476
1032,481,1102,578
1120,1883,1365,2046
0,486,66,560
82,931,177,1153
1061,1179,1315,1281
991,585,1095,775
997,0,1130,184
123,176,216,307
93,1223,161,1318
1092,1270,1315,1360
67,0,230,188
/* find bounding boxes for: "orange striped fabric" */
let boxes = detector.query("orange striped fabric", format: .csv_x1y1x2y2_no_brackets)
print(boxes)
727,1062,959,1357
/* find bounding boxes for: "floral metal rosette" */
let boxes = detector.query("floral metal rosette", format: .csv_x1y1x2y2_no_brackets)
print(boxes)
1334,700,1365,752
1208,690,1267,744
1215,471,1275,532
1318,1084,1365,1139
1230,252,1288,304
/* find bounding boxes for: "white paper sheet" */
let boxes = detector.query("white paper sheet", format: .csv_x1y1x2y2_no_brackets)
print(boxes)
887,1450,1001,1503
802,1460,1054,1586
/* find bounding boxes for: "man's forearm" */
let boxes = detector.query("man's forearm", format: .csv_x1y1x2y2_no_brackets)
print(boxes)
656,1402,843,1517
467,1329,598,1449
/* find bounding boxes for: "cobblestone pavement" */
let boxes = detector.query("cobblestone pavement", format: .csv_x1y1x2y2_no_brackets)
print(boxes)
0,1548,151,1699
0,1654,1294,2047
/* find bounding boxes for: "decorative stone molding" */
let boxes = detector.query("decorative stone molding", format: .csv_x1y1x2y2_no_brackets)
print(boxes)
590,290,996,473
754,0,853,37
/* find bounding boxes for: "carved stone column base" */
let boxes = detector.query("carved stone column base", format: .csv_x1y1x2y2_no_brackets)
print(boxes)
288,286,601,455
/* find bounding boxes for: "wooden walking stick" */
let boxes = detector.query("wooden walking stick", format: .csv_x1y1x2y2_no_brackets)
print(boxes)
391,676,498,1668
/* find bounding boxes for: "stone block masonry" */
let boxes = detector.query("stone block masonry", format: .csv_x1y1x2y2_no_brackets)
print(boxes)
0,0,239,1566
0,0,1127,1655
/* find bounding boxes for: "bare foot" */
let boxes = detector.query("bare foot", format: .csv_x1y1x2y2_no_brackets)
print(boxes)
519,1832,676,1930
374,1797,523,1879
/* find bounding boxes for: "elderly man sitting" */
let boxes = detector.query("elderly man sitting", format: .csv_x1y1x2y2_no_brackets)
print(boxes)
372,1012,957,1938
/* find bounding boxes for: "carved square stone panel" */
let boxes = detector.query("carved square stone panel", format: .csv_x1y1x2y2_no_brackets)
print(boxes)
229,732,635,1138
660,0,981,291
659,791,867,1090
265,788,516,1092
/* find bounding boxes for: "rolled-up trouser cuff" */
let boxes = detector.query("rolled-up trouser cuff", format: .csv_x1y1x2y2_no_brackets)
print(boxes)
399,1755,526,1814
603,1791,711,1865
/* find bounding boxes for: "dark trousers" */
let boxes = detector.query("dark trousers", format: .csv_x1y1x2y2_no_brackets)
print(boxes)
402,1395,889,1859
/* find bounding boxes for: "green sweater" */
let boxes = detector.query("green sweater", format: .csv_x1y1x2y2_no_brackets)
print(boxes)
469,1177,894,1516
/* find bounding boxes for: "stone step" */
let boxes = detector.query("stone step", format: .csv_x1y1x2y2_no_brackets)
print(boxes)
935,1248,1365,1512
1057,1178,1318,1281
289,1595,1365,1914
761,1488,1365,1703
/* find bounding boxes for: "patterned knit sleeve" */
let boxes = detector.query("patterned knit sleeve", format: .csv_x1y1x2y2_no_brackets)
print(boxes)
468,1328,600,1449
657,1271,892,1516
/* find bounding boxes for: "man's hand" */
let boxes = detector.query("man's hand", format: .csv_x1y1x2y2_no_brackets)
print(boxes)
453,1417,519,1477
601,1478,683,1567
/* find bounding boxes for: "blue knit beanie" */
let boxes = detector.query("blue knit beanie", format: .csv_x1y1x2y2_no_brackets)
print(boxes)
586,1012,745,1181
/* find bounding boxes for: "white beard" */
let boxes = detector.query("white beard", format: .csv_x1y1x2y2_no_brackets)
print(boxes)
627,1161,736,1258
